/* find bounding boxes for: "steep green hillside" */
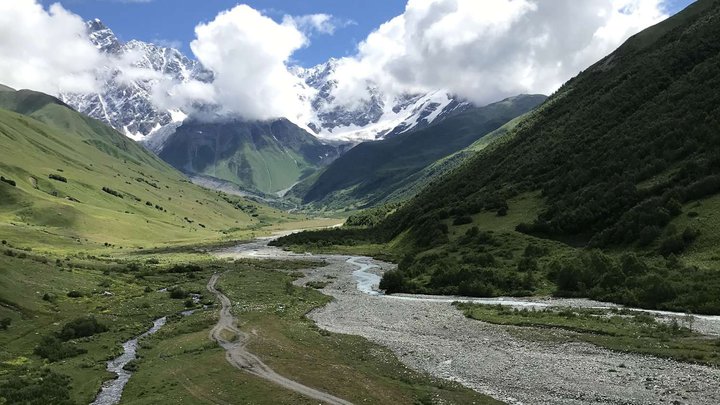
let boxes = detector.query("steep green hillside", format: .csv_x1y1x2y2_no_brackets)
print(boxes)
159,119,341,195
275,0,720,314
294,95,546,209
0,88,300,251
380,113,531,204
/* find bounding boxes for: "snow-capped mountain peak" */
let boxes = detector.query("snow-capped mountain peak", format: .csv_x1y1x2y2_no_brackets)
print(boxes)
295,59,470,141
60,20,206,140
87,19,122,53
62,20,470,144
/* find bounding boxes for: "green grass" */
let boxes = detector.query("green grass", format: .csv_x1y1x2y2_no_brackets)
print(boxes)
121,311,316,404
669,194,720,269
456,303,720,366
201,143,308,195
158,119,336,196
0,251,212,404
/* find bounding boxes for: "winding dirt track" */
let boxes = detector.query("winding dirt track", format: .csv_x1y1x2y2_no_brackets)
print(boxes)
206,272,353,405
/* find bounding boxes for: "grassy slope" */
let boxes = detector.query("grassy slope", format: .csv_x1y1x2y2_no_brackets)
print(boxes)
275,0,720,314
0,250,211,404
295,95,546,210
382,113,530,204
159,119,337,195
0,89,308,252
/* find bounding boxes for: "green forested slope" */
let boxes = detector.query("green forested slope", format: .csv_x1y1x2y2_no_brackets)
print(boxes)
0,88,296,251
293,95,546,209
275,0,720,314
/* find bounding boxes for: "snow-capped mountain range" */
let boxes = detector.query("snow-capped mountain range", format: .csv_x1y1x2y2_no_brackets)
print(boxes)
61,20,470,144
296,59,471,141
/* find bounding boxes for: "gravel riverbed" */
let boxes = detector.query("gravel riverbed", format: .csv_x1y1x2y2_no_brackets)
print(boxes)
306,257,720,405
216,241,720,405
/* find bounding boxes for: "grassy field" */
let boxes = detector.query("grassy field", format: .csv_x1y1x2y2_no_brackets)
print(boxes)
0,241,499,404
119,258,499,404
0,248,213,404
456,303,720,367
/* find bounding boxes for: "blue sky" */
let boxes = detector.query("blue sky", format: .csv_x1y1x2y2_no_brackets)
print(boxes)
41,0,695,68
41,0,407,67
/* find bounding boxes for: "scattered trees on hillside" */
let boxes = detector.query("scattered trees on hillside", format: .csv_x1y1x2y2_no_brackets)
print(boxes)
101,187,123,198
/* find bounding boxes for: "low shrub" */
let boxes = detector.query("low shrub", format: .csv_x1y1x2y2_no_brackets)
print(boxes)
167,264,203,274
0,176,16,187
452,216,473,226
57,316,108,340
48,174,67,183
34,335,87,361
169,286,188,299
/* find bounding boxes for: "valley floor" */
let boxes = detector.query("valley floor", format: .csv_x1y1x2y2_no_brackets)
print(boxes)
217,239,720,405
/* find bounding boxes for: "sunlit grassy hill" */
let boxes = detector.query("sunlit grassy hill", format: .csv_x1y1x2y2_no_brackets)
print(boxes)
0,87,303,252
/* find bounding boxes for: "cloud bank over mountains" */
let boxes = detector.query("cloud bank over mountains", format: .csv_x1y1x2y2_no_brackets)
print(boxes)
154,4,315,123
0,0,670,123
330,0,669,107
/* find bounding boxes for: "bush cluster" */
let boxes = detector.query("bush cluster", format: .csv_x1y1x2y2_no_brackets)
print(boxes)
48,174,67,183
33,316,107,362
0,368,73,404
0,176,16,186
101,187,123,198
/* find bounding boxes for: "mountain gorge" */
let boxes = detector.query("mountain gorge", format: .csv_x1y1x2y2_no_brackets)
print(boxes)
56,19,494,198
292,94,547,209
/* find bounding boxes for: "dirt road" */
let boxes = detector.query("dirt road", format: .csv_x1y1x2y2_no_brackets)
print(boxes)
206,272,354,405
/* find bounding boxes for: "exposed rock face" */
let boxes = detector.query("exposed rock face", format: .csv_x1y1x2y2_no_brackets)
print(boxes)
60,20,210,140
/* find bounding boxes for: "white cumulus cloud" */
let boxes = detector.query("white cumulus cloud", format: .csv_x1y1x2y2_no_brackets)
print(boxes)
0,0,104,94
329,0,669,107
160,4,315,123
283,13,356,35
